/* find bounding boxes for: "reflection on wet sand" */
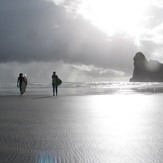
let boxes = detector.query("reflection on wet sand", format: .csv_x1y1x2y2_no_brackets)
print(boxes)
0,94,163,162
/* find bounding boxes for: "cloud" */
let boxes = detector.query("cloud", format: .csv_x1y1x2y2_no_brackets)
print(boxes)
138,21,163,61
0,0,137,70
72,64,125,79
1,0,163,82
152,0,163,8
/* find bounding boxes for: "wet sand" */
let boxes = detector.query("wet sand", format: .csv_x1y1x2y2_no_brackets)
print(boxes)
0,90,163,162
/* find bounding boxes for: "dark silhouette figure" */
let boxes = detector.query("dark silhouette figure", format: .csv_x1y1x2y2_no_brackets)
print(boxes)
52,71,62,96
17,73,27,95
130,52,163,82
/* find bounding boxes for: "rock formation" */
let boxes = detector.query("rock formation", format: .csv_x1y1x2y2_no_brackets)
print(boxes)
130,52,163,82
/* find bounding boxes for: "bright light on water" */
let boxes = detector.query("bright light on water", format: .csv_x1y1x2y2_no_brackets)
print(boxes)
1,82,163,96
84,94,156,155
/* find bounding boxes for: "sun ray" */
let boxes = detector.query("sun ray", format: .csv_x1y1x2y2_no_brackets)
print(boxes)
77,0,151,36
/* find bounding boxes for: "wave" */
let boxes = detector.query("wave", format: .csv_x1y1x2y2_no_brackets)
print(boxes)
1,82,163,93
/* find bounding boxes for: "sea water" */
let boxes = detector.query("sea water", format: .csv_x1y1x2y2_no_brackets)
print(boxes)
0,82,163,96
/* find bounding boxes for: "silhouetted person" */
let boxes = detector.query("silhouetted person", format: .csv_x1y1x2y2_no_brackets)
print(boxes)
52,71,62,96
17,73,27,95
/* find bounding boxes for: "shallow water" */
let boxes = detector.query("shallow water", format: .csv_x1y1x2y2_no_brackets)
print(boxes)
1,81,163,96
0,92,163,162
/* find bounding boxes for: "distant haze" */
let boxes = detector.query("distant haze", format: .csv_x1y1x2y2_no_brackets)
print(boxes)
0,0,163,83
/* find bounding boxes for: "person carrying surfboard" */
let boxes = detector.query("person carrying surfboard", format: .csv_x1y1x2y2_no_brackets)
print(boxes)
17,73,28,95
52,71,62,96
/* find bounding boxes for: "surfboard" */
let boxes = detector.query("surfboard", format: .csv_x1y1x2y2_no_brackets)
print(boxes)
57,78,62,86
20,77,27,94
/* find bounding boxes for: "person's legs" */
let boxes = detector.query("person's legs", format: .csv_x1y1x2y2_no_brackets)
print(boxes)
56,86,58,96
19,82,22,95
53,85,58,96
52,85,55,96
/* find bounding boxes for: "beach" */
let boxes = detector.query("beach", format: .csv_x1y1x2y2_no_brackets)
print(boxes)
0,86,163,162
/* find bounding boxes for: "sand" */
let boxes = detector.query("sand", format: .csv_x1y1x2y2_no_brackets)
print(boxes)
0,88,163,162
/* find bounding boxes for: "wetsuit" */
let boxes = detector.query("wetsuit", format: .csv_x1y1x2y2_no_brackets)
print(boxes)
52,75,58,96
17,76,25,92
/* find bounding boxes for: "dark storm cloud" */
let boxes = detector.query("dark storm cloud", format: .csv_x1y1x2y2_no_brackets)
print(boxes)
0,0,138,73
0,0,66,62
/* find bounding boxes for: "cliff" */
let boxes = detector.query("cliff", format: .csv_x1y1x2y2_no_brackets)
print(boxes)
130,52,163,82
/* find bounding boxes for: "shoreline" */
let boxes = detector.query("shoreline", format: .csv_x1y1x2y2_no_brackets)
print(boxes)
0,86,160,97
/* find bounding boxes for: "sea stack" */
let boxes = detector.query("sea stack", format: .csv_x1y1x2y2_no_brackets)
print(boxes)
130,52,163,82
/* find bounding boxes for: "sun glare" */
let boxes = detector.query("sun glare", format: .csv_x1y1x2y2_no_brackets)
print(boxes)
78,0,150,36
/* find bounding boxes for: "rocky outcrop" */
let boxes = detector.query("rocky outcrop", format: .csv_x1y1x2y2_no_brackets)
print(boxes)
130,52,163,82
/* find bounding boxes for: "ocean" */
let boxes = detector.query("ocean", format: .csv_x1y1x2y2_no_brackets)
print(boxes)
1,81,163,96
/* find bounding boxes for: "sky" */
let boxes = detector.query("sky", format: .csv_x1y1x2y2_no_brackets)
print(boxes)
0,0,163,83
